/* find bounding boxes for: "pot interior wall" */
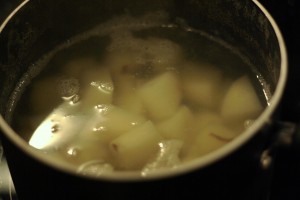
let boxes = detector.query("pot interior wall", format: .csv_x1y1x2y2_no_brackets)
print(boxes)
0,0,281,117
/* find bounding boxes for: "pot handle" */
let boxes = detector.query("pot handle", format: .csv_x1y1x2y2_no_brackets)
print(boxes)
266,121,300,160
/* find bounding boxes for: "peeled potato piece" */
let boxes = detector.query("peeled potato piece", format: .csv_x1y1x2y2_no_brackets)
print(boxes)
81,104,147,143
181,62,223,109
138,72,182,121
104,51,146,114
156,106,193,140
193,111,223,132
110,121,162,170
185,123,238,160
221,75,263,123
60,138,110,166
112,72,145,115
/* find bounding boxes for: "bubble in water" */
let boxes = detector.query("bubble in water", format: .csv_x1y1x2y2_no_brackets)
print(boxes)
90,81,114,94
70,94,80,104
94,104,109,114
66,147,80,157
77,160,114,176
244,120,255,129
93,126,107,132
58,78,80,97
51,123,60,133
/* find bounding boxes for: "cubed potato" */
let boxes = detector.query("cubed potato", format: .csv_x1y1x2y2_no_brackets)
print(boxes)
185,123,238,161
193,111,223,132
80,68,114,109
81,104,147,143
137,72,182,121
221,75,263,123
181,62,223,109
60,138,111,166
112,71,145,115
156,106,193,140
109,121,162,170
105,50,147,114
113,89,145,115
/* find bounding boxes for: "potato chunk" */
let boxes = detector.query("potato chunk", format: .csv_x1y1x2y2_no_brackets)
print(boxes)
221,75,263,122
137,72,182,121
110,121,162,170
156,106,193,140
193,111,223,131
185,123,238,160
181,62,223,109
105,51,146,115
81,104,147,143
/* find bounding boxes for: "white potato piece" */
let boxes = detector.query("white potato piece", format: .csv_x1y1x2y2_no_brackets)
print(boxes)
60,138,111,166
185,123,238,160
156,106,193,140
80,68,114,108
113,89,145,115
181,62,224,109
193,111,223,132
105,50,146,114
137,72,182,121
110,121,162,170
221,75,263,122
81,104,147,143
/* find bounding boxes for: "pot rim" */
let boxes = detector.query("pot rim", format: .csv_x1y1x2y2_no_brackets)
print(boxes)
0,0,288,182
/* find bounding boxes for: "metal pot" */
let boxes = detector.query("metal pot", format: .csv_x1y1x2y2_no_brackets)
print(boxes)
0,0,287,199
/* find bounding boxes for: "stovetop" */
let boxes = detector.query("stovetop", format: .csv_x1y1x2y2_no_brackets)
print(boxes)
1,1,300,200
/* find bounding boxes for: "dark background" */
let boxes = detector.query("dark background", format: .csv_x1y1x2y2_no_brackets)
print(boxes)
1,0,300,199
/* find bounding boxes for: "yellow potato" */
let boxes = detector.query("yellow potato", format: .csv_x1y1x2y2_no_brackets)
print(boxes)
81,104,147,143
181,62,223,109
221,75,263,123
156,106,193,140
185,123,238,161
137,72,182,121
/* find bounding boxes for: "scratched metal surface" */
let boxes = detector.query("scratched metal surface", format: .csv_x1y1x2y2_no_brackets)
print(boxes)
0,1,21,200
